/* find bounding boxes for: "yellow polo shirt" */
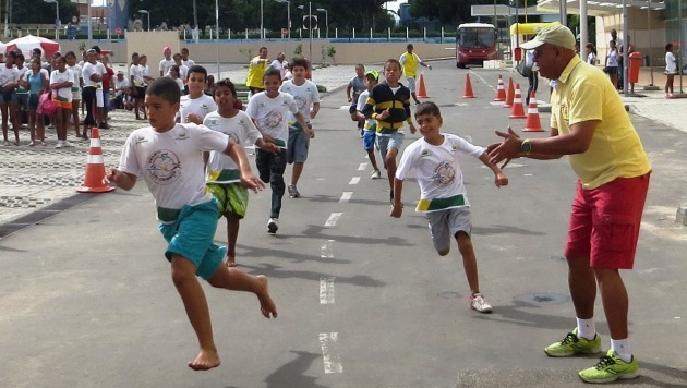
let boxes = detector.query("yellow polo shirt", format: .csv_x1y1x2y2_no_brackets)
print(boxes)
245,56,267,89
550,56,651,189
400,51,420,77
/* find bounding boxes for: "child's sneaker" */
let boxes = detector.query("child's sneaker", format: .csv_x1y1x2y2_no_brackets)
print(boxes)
544,327,602,357
267,218,279,234
288,185,300,198
578,350,639,383
371,170,382,180
469,293,493,313
55,140,64,148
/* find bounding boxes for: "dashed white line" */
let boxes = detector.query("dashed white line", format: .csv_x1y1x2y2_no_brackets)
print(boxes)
358,162,367,171
339,192,353,203
324,213,343,228
319,276,336,304
319,332,343,374
349,177,361,185
320,240,335,258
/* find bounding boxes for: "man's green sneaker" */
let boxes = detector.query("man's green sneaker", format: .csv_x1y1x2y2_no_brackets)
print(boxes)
544,328,602,357
578,350,640,384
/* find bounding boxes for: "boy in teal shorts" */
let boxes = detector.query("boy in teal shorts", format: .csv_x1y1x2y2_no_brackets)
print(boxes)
107,78,278,372
204,79,278,267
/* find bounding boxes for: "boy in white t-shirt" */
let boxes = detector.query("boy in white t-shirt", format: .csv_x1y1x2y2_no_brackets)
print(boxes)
180,65,217,124
391,101,508,314
107,78,277,372
246,68,310,234
278,57,320,198
205,80,278,267
159,46,174,77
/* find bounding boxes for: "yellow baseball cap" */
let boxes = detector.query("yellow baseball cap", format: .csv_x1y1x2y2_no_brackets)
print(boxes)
520,23,576,51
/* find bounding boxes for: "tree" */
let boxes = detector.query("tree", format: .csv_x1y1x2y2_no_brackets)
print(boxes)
409,0,494,25
10,0,77,25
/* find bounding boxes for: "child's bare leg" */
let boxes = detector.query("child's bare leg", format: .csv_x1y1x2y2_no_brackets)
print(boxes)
36,113,45,142
71,101,81,137
456,231,480,294
1,103,9,142
207,266,277,318
367,149,380,172
385,148,399,191
170,255,220,371
226,213,240,267
290,161,305,186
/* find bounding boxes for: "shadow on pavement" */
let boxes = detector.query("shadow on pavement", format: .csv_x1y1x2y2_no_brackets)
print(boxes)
263,350,327,388
276,225,413,247
242,263,386,288
234,243,352,265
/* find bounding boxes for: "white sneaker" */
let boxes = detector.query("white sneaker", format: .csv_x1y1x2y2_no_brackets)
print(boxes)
371,170,382,180
63,141,74,147
267,218,279,234
55,141,63,148
469,293,493,314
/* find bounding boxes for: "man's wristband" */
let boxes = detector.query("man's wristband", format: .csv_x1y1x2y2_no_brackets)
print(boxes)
520,138,533,155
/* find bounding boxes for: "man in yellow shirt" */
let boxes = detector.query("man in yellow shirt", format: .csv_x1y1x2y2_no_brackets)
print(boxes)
399,44,431,105
246,47,269,95
488,24,650,384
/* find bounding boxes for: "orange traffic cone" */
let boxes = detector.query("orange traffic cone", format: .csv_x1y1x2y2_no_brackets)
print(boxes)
77,128,115,193
416,73,429,98
504,77,515,108
493,74,506,101
508,83,526,119
463,73,475,98
523,92,545,132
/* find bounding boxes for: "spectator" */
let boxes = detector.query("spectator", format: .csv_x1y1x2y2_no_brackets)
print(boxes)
159,46,174,77
22,58,48,145
1,50,20,145
112,71,131,110
586,43,597,65
604,40,618,90
664,43,677,98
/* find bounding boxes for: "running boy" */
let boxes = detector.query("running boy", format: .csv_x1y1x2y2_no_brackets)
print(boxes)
346,64,366,136
353,70,382,180
246,68,310,234
390,101,508,313
204,79,278,267
180,65,217,124
279,57,320,198
362,58,416,202
107,78,277,371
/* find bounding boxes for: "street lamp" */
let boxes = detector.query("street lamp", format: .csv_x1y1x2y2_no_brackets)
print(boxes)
316,8,328,39
43,0,60,40
275,0,290,38
137,10,150,32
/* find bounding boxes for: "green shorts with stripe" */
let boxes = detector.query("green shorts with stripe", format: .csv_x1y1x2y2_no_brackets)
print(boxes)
206,182,249,218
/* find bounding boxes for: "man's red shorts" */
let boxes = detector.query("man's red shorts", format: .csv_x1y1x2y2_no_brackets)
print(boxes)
565,173,650,269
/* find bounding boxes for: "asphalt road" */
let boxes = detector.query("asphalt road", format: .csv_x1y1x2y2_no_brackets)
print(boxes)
0,60,685,388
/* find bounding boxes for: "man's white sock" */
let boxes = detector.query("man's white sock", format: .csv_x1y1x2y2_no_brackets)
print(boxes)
576,317,596,340
611,338,632,363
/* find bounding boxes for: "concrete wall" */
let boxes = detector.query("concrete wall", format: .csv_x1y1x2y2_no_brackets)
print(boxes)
50,35,454,65
595,10,666,66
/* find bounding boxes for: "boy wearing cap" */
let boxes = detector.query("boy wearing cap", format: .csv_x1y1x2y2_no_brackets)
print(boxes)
488,23,651,384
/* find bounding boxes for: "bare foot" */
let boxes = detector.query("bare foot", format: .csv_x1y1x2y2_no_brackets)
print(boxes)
255,275,277,318
226,256,237,267
188,348,221,371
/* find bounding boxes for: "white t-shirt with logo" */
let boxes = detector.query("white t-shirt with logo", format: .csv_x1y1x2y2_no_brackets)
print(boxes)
0,65,18,87
159,58,174,75
180,94,217,124
50,69,74,100
81,62,100,88
245,92,299,148
204,110,262,183
117,123,230,212
279,79,320,124
182,59,195,68
396,133,485,210
130,64,146,87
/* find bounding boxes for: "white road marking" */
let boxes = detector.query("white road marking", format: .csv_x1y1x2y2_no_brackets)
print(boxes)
358,162,367,171
349,177,360,185
320,240,335,258
319,332,343,374
320,276,336,304
489,101,505,106
324,213,343,228
339,105,350,110
339,192,353,203
472,72,496,92
454,102,468,107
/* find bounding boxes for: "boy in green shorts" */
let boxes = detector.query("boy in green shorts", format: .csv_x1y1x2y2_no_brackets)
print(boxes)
107,78,277,372
391,101,508,313
204,79,278,267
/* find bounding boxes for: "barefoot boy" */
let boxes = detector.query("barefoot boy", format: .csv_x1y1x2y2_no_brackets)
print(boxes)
107,78,277,371
362,59,416,203
390,101,508,313
246,68,310,234
353,69,382,179
204,79,278,267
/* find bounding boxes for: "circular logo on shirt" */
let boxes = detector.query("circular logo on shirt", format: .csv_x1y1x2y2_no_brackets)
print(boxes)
294,95,307,112
227,132,240,144
432,161,456,186
146,149,181,184
259,109,283,130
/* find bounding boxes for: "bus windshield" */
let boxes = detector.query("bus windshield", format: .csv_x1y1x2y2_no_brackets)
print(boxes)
459,27,496,49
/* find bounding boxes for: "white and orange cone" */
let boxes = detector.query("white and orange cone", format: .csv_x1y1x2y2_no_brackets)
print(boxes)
77,128,115,193
493,74,506,101
523,91,545,132
508,83,526,119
